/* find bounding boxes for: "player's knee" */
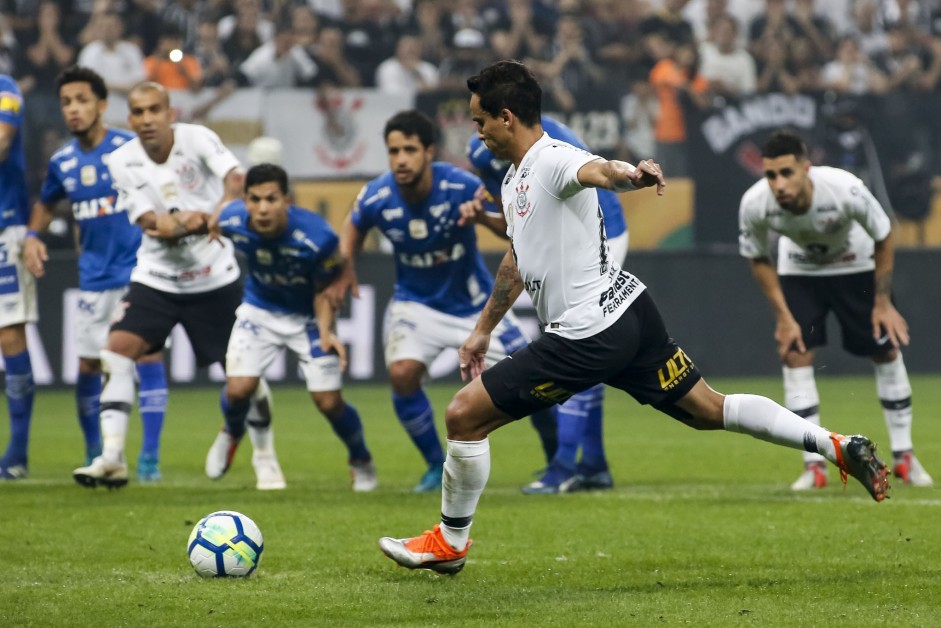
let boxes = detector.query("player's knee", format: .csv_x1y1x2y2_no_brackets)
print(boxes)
101,349,135,378
78,357,102,376
388,361,423,395
312,390,343,419
226,378,257,403
444,387,489,439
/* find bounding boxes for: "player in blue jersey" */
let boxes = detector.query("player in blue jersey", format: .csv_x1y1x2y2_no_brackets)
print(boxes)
465,116,627,494
326,109,557,493
23,67,169,482
0,74,36,480
208,163,377,490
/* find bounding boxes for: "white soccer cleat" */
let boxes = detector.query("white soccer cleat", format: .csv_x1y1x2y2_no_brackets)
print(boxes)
893,451,934,487
350,458,378,492
74,456,129,489
205,429,242,480
790,461,828,491
252,451,286,490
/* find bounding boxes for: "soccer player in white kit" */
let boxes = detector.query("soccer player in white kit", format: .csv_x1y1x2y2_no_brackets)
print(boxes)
379,61,889,576
739,130,932,490
72,82,276,489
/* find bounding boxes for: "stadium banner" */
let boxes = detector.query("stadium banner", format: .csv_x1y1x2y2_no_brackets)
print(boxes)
13,249,940,388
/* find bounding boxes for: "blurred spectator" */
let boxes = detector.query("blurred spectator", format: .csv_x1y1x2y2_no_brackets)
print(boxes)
649,41,710,177
219,0,275,44
490,0,552,61
291,4,320,53
698,14,756,97
221,1,264,69
591,0,648,94
17,1,75,96
77,11,146,94
788,37,824,93
239,21,318,88
755,37,800,94
748,0,801,66
530,12,604,112
820,36,887,96
374,32,439,96
791,0,836,60
307,0,344,21
310,25,362,87
194,15,235,87
437,27,491,90
144,27,203,91
161,0,201,52
620,87,658,163
124,0,163,56
448,0,498,34
846,0,890,58
338,0,401,87
405,0,451,64
640,0,696,67
874,22,939,92
1,0,39,46
0,14,18,76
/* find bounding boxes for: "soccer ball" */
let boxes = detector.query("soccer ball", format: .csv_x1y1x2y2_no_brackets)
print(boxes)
187,511,264,577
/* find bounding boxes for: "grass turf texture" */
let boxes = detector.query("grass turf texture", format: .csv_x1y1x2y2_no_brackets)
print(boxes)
2,377,940,627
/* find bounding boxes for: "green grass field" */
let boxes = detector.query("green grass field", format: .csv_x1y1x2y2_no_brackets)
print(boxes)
2,376,940,627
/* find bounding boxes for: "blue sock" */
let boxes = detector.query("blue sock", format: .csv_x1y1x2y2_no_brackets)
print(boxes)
392,389,443,466
552,396,583,475
75,372,102,457
220,385,249,440
3,350,34,464
529,407,558,464
137,362,167,458
577,385,608,474
328,403,371,462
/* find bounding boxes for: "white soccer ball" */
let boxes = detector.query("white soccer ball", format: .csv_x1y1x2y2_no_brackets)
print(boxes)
187,510,264,578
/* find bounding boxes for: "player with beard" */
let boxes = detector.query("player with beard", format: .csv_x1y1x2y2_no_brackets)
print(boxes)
740,129,932,489
24,66,169,482
72,81,277,489
326,109,558,493
378,61,889,575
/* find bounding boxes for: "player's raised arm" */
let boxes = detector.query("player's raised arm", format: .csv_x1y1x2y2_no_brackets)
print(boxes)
872,232,909,347
577,158,666,195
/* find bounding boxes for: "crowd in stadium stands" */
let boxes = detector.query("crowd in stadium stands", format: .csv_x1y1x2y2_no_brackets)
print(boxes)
3,0,941,202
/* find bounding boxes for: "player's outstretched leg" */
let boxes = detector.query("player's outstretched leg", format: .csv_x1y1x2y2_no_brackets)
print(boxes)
721,392,889,501
246,378,285,490
874,353,933,486
136,360,167,483
74,350,131,489
783,366,828,491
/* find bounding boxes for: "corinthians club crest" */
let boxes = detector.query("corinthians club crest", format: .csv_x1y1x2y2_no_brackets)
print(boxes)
514,183,531,217
313,92,367,170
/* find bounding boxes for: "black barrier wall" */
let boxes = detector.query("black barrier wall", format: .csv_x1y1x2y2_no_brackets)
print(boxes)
25,249,940,388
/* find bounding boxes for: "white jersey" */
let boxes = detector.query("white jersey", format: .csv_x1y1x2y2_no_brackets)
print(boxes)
502,133,645,340
108,123,241,294
739,166,892,276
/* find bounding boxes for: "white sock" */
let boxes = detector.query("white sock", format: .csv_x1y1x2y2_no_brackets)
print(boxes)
439,438,490,551
100,350,136,464
723,394,839,464
248,423,274,456
874,354,913,453
783,366,825,465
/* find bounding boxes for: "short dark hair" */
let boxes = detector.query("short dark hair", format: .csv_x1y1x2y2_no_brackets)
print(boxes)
467,60,541,126
383,109,437,147
245,163,289,194
762,130,808,160
57,65,108,100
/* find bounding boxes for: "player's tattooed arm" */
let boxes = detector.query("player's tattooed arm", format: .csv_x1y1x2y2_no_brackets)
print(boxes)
578,158,666,195
140,210,208,243
477,249,523,334
872,234,909,347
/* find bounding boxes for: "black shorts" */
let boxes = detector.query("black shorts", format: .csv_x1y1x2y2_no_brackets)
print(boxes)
481,290,702,420
110,281,242,367
780,271,893,357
